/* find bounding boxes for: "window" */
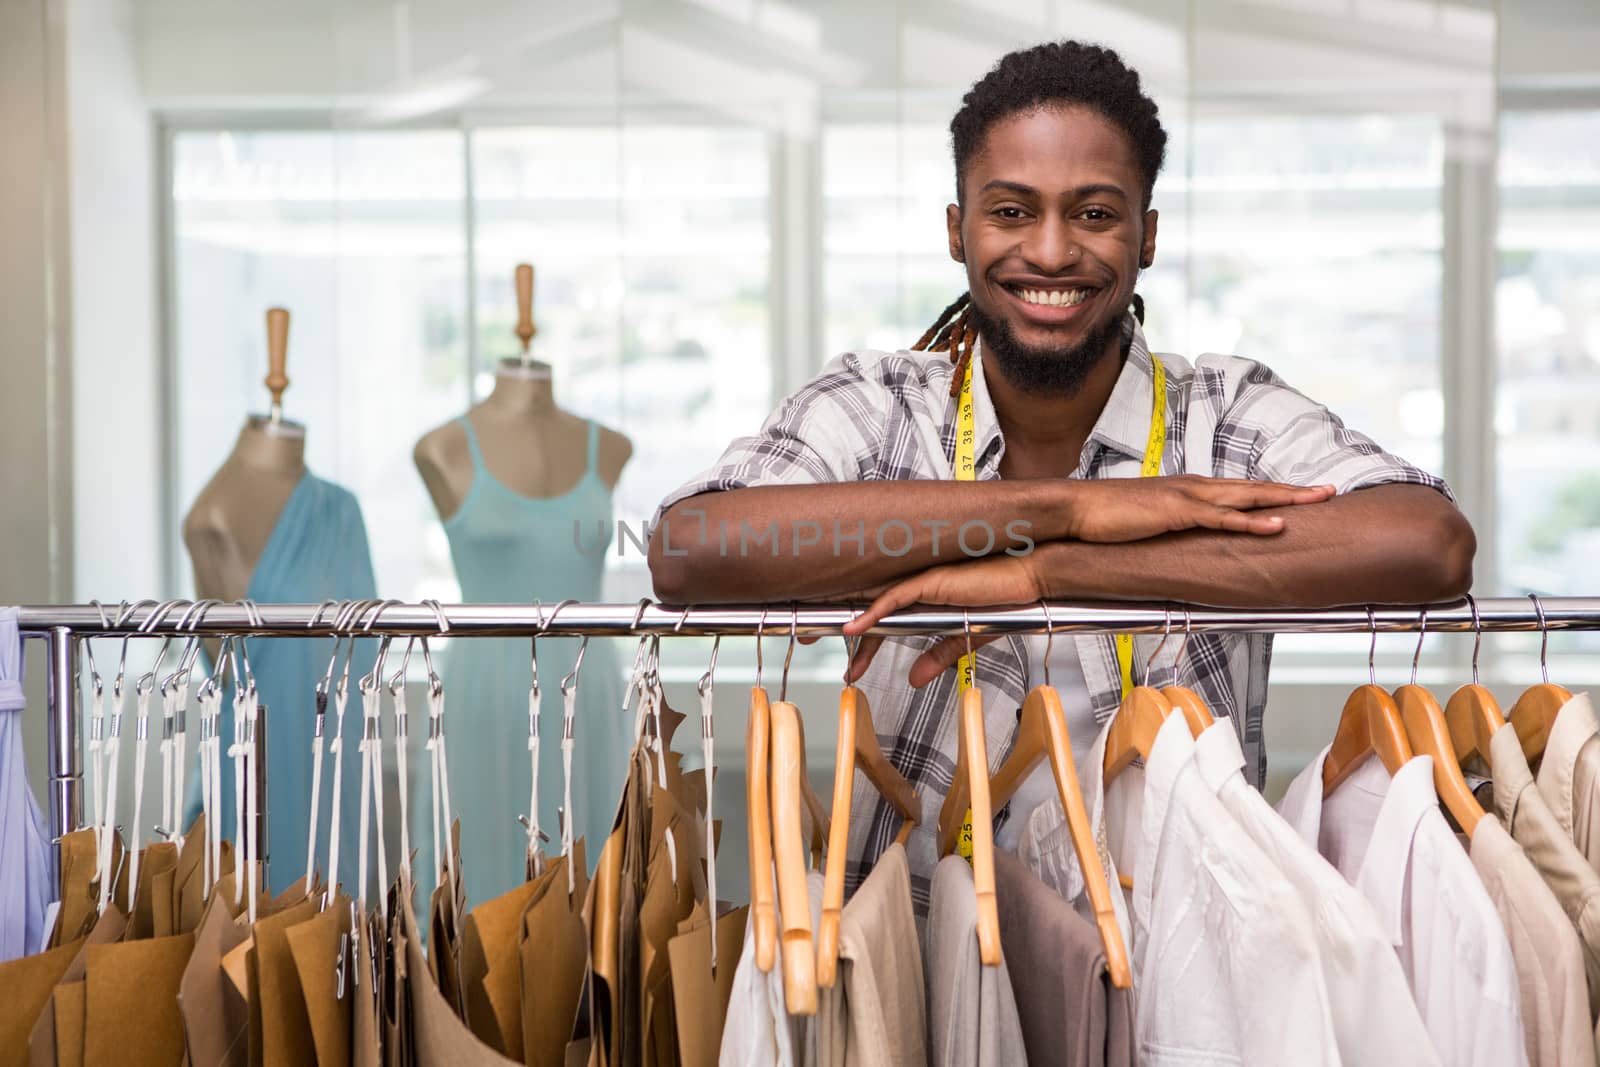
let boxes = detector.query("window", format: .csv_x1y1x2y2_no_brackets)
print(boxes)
171,129,468,603
170,122,771,609
1497,110,1600,660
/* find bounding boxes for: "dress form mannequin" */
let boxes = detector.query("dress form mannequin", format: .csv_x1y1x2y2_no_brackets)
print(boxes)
414,263,632,513
410,263,630,906
183,307,306,601
179,306,379,894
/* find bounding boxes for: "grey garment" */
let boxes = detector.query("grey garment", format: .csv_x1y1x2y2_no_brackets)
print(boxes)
992,849,1133,1067
1488,723,1600,1020
818,844,927,1067
925,855,1027,1067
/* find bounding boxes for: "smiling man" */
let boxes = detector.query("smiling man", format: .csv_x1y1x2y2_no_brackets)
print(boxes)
649,41,1472,904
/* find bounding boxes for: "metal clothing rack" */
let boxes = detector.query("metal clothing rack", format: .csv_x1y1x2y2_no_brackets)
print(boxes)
18,595,1600,869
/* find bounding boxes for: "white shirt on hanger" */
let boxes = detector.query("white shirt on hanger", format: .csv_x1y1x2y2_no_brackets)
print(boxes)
1277,749,1529,1067
719,870,824,1067
1022,712,1341,1066
1192,719,1439,1066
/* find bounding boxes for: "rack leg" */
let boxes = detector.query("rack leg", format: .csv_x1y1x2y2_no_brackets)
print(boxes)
255,701,268,887
45,627,81,881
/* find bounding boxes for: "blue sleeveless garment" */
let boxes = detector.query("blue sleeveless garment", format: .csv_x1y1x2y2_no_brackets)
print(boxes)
412,416,625,908
183,471,378,895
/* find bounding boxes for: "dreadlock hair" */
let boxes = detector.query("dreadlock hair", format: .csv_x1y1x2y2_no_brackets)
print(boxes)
915,41,1165,394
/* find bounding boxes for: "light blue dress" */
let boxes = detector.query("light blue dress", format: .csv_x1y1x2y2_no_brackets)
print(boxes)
413,416,626,909
183,471,378,896
0,607,50,961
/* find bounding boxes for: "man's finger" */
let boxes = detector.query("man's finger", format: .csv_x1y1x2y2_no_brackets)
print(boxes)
910,634,1001,688
843,581,927,636
844,634,886,682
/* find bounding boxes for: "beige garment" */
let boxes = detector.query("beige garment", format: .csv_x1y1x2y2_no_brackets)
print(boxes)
817,844,926,1067
1469,817,1593,1067
1491,722,1600,1021
1536,693,1600,872
991,849,1133,1067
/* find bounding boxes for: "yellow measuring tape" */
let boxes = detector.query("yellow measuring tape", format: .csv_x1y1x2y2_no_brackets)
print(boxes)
952,345,1166,858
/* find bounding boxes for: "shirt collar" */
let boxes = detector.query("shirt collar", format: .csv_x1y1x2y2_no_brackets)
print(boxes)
967,311,1152,475
1488,721,1538,824
1353,754,1436,947
1133,712,1199,924
1081,314,1159,469
1540,692,1599,834
1276,743,1331,847
1193,717,1247,794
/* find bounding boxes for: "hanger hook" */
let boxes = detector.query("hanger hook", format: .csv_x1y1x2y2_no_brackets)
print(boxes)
1174,608,1194,686
755,605,768,691
136,599,190,695
543,600,586,695
1367,606,1379,687
962,608,973,665
1467,594,1483,686
1410,607,1428,687
1038,599,1054,689
361,600,403,691
317,601,358,697
780,604,799,703
1530,593,1552,684
1143,608,1174,687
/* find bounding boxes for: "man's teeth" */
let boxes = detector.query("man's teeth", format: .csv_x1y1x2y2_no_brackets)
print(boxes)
1015,288,1090,307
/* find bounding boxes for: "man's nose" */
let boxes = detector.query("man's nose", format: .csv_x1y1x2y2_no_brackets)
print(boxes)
1022,216,1078,274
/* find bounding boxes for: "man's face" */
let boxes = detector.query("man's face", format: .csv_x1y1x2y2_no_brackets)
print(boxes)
947,105,1157,381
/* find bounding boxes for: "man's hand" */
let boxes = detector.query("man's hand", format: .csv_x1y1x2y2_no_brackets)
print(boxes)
836,477,1331,685
841,554,1043,687
1063,477,1334,542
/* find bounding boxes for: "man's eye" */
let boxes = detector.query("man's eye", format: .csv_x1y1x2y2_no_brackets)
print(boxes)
994,207,1027,220
1081,207,1113,221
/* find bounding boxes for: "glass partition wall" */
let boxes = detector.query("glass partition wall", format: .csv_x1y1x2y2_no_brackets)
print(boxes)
137,0,1600,893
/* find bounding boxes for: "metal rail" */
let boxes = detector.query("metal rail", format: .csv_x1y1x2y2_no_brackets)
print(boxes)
16,596,1600,639
19,595,1600,867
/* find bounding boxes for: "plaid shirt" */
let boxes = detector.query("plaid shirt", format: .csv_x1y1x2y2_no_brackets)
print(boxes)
656,314,1451,912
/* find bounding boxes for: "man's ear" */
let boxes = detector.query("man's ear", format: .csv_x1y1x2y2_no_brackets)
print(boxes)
1140,208,1159,269
946,202,964,262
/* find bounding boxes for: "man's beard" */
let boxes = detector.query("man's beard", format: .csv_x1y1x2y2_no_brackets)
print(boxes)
969,298,1127,396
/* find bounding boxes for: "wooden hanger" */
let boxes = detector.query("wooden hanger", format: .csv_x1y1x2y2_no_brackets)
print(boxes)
1393,608,1484,836
1323,609,1415,796
1510,594,1572,763
788,707,831,869
773,614,830,865
1157,611,1214,738
1444,597,1509,770
818,681,920,989
956,686,1003,966
1104,613,1192,781
1103,686,1175,782
768,697,818,1015
974,606,1130,986
1397,685,1484,836
930,616,1001,965
745,686,777,974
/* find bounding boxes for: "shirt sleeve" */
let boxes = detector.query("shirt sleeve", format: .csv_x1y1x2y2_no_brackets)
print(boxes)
651,351,890,527
1220,359,1455,501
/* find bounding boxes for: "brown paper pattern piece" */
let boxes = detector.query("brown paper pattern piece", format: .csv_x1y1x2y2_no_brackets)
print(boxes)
83,931,195,1067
